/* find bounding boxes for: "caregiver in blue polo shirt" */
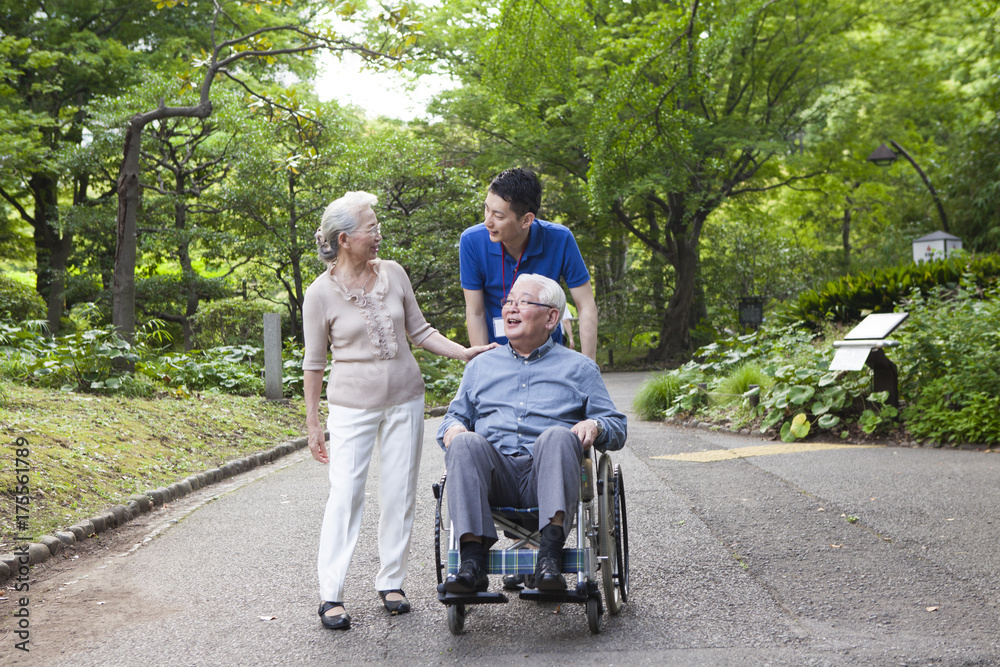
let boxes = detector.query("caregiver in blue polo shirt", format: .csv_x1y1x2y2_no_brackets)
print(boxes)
459,168,599,360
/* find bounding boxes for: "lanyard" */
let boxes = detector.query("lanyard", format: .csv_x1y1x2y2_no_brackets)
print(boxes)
500,238,528,301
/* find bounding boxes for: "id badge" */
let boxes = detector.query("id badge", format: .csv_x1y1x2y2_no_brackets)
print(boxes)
493,317,505,339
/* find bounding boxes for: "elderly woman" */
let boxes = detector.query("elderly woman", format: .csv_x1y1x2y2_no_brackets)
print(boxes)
303,191,494,631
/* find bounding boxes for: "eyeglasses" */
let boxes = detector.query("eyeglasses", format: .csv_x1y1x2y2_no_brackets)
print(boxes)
356,224,381,237
502,297,556,310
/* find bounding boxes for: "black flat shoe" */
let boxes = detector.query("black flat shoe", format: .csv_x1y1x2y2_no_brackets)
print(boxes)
444,557,489,594
534,554,566,591
503,574,537,590
378,589,411,615
318,601,351,630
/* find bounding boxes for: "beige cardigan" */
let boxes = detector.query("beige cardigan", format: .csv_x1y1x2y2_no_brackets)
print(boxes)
302,259,436,409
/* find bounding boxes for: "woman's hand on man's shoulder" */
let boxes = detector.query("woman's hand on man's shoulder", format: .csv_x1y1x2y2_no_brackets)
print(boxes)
463,342,499,362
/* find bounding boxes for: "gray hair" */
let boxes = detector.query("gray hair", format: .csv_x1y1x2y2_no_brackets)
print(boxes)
513,273,566,323
315,191,379,264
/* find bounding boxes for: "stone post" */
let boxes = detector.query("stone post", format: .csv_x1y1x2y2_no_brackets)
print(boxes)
264,313,283,401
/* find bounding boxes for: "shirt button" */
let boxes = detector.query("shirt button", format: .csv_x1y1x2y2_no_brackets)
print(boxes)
521,383,526,387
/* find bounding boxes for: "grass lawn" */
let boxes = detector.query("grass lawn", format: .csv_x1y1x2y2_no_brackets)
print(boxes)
1,382,306,548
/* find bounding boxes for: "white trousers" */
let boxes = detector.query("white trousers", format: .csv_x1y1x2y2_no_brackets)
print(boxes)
317,395,424,603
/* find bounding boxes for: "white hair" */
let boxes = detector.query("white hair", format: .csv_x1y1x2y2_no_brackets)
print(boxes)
512,273,567,325
315,191,378,264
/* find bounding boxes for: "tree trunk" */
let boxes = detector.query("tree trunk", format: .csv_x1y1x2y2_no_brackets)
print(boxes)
113,119,143,341
649,235,699,363
287,172,305,344
29,174,71,335
645,200,666,326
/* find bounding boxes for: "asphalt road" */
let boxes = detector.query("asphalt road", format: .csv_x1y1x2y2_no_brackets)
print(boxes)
4,371,999,665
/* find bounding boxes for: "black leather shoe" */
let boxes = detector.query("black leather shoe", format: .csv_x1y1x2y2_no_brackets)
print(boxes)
378,589,411,615
444,557,488,594
534,554,566,591
318,601,351,630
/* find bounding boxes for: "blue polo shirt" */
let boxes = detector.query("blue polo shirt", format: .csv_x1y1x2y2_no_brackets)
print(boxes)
459,219,590,345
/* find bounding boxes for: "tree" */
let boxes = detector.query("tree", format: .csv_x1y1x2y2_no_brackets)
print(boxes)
0,2,139,333
135,89,246,350
584,0,873,361
111,0,422,339
331,120,480,331
424,0,867,361
224,93,364,344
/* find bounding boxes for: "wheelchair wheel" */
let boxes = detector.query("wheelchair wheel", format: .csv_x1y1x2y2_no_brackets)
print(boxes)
597,454,627,615
447,603,466,635
614,464,630,604
586,597,602,634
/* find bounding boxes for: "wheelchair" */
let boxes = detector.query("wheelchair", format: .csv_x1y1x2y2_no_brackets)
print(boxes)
432,448,629,634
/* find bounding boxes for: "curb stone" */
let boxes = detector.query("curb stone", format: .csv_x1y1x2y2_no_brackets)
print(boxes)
0,435,309,584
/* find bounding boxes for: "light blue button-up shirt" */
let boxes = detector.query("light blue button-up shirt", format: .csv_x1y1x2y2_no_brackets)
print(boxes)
436,339,627,454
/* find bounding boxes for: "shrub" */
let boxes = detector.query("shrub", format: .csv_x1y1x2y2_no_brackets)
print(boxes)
779,254,1000,328
631,323,901,440
141,345,265,395
714,362,771,406
413,349,466,407
190,298,290,349
282,342,305,397
633,372,690,421
896,278,1000,445
0,274,45,321
24,325,155,394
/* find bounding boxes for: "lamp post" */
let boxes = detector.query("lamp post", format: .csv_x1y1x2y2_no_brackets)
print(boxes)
867,141,950,233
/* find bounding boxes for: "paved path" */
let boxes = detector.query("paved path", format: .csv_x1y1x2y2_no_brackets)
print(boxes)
4,371,999,665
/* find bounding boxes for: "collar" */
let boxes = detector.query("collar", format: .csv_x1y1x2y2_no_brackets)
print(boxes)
507,337,557,362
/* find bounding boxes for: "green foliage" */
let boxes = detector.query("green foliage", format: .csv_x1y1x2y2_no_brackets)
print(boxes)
714,362,771,407
634,322,904,439
895,278,1000,445
754,357,878,438
142,346,265,395
0,316,305,398
0,320,167,396
633,372,692,421
781,414,812,443
190,298,288,349
413,349,466,407
281,341,305,397
634,271,1000,446
0,274,45,321
857,393,899,436
780,255,1000,328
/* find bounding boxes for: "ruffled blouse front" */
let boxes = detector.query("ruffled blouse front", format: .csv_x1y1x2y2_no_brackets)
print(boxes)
328,264,399,361
301,259,436,409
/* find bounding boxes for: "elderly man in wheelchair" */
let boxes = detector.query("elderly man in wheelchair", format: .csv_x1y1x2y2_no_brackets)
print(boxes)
435,273,627,633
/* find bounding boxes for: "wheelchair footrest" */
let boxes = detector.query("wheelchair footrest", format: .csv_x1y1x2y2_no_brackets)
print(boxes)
437,586,509,606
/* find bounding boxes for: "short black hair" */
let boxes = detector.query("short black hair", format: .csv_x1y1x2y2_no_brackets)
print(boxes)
488,168,542,218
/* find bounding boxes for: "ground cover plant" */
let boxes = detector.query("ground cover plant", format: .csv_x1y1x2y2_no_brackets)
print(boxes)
634,273,999,447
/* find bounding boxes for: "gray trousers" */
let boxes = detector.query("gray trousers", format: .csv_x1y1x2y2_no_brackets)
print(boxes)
445,426,583,547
